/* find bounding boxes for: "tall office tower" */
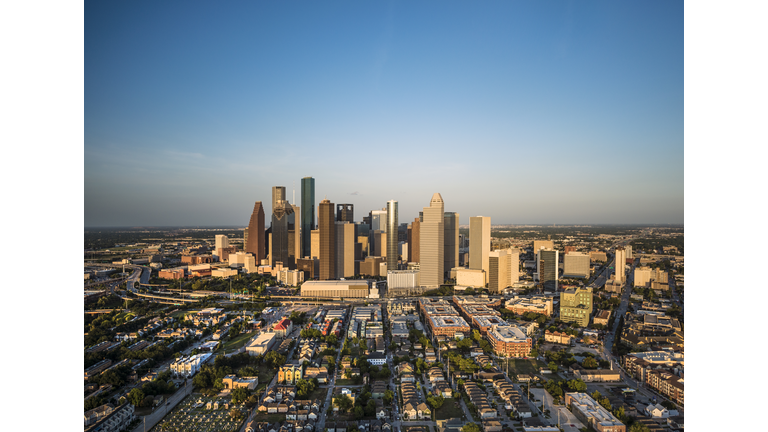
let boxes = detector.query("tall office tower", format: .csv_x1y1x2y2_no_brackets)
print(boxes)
311,229,320,259
373,231,387,257
469,216,491,286
444,212,459,279
271,197,294,268
369,208,387,256
336,204,354,223
537,249,559,291
614,247,626,283
489,250,509,294
319,199,336,280
288,204,301,268
335,221,354,278
419,193,445,288
386,200,399,271
507,248,520,284
301,177,315,259
625,245,633,260
245,201,266,264
243,228,249,250
214,235,230,257
272,186,286,215
410,218,420,263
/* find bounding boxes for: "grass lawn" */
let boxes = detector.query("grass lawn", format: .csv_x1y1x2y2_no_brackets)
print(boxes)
507,359,544,376
256,366,276,391
220,331,257,353
435,399,464,420
170,309,193,319
335,379,355,386
308,387,328,401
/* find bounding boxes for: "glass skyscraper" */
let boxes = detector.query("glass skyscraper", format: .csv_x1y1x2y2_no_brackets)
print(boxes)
301,177,315,259
386,200,398,272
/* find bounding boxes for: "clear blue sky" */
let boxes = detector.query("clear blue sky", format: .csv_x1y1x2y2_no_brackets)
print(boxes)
85,1,683,227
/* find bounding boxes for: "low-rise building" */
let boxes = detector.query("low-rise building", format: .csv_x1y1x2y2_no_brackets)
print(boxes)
564,393,625,432
486,325,531,358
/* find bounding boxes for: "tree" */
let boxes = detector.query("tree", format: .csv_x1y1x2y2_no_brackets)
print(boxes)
427,395,445,410
353,405,365,419
230,407,243,420
582,357,598,369
462,423,481,432
128,388,145,407
548,362,558,373
334,394,353,413
629,423,650,432
231,387,251,404
384,389,394,405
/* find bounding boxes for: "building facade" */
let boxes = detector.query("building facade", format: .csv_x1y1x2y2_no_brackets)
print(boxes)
560,287,593,327
444,212,459,279
387,200,399,272
537,249,559,291
469,216,491,286
245,201,266,263
419,193,445,288
319,199,336,280
301,177,315,259
564,252,590,279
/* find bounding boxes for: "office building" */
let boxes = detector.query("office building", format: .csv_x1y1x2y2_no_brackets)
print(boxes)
359,256,385,277
537,249,559,291
387,200,399,271
319,199,336,280
271,192,294,268
563,252,591,279
488,249,509,293
373,231,387,257
420,193,445,288
387,270,422,296
311,229,320,259
487,325,532,358
625,245,633,260
245,201,266,263
560,287,593,327
533,240,555,253
470,216,491,286
300,280,371,298
214,235,230,258
507,248,520,285
455,268,485,288
301,177,315,258
564,393,625,432
288,203,301,268
409,217,420,264
337,203,354,223
614,247,626,283
336,221,355,278
444,212,459,279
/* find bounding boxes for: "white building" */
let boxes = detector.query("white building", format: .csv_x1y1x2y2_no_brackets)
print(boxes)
388,270,420,289
563,252,591,279
170,353,212,377
246,332,277,356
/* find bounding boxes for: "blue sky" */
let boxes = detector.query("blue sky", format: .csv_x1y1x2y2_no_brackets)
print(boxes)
85,1,683,227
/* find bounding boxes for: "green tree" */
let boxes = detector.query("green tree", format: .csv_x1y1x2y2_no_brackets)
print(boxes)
582,357,598,369
128,388,145,407
462,423,481,432
629,423,650,432
231,387,251,404
383,389,394,405
548,362,559,373
334,394,353,413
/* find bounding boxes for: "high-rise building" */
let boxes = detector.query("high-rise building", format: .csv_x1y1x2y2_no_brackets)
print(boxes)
537,249,559,291
409,217,420,264
444,212,459,279
310,229,320,259
563,252,590,279
319,199,336,280
469,216,491,286
245,201,265,264
373,231,387,257
214,235,230,258
271,193,294,268
489,249,509,294
560,287,593,327
507,248,520,285
336,204,354,223
614,247,626,283
288,204,301,269
335,221,354,278
625,245,633,260
386,200,398,272
301,177,315,259
419,193,445,288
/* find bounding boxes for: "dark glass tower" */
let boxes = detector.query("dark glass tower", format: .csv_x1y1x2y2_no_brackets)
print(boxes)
301,177,315,258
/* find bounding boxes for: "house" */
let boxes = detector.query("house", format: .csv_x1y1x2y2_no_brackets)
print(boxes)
645,403,678,419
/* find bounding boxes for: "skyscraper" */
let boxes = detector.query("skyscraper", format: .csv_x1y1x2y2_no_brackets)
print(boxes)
386,200,398,272
409,217,420,264
537,249,559,291
272,186,286,214
319,199,336,280
336,204,354,223
419,193,445,288
301,177,315,259
470,216,491,286
245,201,265,264
335,221,354,278
489,250,509,294
271,198,293,268
444,212,459,278
614,247,626,283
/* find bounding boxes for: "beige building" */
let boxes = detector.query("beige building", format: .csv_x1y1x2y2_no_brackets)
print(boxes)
564,252,590,279
469,216,491,286
507,248,520,285
335,221,355,278
456,268,485,288
488,250,509,293
419,193,445,288
533,240,554,253
311,229,320,259
614,248,626,283
212,268,238,278
560,286,593,327
300,280,370,298
634,267,651,287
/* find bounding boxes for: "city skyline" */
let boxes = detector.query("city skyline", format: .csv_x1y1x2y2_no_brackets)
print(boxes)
85,2,683,227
